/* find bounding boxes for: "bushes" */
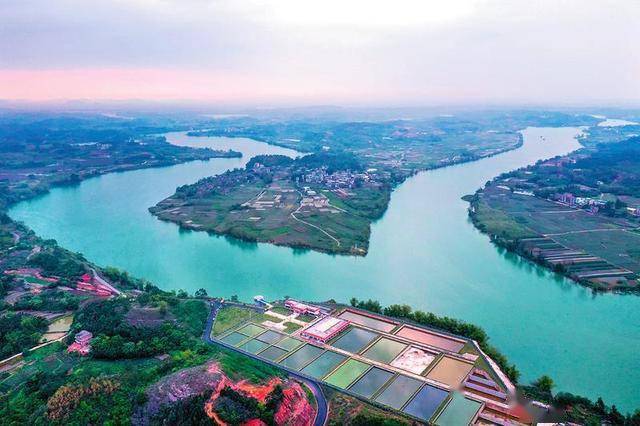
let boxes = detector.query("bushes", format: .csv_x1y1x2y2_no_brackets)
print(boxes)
549,392,630,425
27,246,85,281
349,298,382,313
214,387,261,424
171,299,209,337
73,298,130,336
73,298,194,360
213,385,284,426
101,266,146,290
46,377,121,421
90,323,191,359
0,313,48,358
12,290,80,312
351,413,408,426
152,390,214,425
297,152,363,173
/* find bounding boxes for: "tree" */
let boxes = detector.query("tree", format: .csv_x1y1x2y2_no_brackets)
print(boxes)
628,409,640,426
608,405,625,425
383,304,412,318
158,301,168,316
532,375,554,395
194,288,208,298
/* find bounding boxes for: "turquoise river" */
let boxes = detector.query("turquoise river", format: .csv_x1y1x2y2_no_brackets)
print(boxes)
9,127,640,412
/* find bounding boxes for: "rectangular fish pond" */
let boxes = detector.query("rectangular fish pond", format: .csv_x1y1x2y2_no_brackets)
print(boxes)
258,345,289,362
300,351,347,379
256,329,286,345
338,309,398,333
330,327,379,354
324,359,371,389
237,323,267,338
374,374,424,410
402,384,450,422
279,344,324,370
433,392,482,425
220,331,250,346
361,337,408,363
425,355,474,388
237,338,270,354
395,325,465,353
274,337,304,351
347,367,395,399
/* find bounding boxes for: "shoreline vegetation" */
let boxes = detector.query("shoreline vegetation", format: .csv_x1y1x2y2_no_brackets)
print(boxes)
467,128,640,294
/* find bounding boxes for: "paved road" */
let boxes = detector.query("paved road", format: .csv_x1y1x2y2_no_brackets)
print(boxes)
202,301,329,426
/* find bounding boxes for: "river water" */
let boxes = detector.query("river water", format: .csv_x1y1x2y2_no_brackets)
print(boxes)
9,128,640,411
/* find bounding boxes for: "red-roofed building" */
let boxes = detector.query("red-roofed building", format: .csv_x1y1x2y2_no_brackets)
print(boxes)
68,330,93,355
284,300,321,316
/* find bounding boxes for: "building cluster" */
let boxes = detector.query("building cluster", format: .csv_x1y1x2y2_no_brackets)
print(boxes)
540,157,576,168
300,187,330,209
242,192,284,210
76,273,120,297
301,167,378,190
554,192,608,212
627,206,640,217
554,192,640,217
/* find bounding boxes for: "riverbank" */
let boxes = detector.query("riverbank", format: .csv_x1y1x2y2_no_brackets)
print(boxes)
466,132,640,294
467,198,640,294
9,127,640,412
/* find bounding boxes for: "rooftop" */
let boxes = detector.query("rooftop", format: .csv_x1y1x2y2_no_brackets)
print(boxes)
301,316,348,341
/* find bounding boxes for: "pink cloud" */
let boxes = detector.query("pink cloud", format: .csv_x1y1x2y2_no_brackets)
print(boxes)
0,68,316,102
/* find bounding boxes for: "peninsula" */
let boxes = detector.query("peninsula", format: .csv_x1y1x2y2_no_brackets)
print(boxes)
150,152,390,255
468,122,640,293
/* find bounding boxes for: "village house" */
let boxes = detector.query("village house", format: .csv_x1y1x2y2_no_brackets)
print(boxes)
67,330,93,355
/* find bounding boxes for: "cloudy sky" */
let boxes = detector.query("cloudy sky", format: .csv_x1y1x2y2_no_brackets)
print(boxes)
0,0,638,105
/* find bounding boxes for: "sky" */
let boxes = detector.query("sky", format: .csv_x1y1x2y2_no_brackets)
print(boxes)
0,0,638,106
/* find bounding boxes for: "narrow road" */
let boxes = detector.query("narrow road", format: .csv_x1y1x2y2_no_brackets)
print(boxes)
202,301,329,426
544,228,633,237
90,268,122,295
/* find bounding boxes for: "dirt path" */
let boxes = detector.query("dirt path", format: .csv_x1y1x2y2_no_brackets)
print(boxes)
544,228,635,237
291,190,340,247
